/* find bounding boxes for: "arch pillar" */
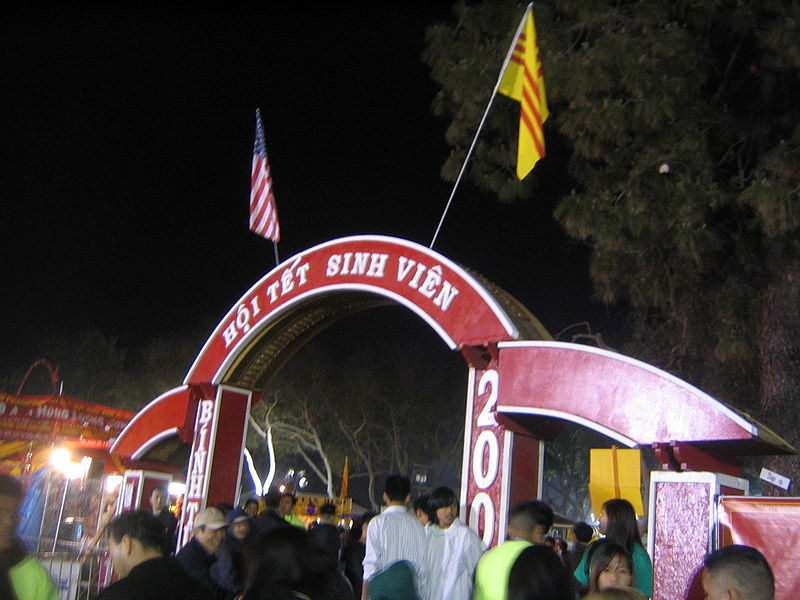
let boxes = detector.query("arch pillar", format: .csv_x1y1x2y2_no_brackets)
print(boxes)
176,384,251,547
461,362,544,547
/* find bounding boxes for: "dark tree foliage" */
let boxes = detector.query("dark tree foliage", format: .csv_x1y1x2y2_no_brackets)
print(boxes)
5,328,205,412
424,0,800,491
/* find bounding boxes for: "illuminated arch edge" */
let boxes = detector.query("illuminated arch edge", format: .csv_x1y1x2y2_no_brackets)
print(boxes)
495,340,759,439
110,385,188,458
185,235,521,386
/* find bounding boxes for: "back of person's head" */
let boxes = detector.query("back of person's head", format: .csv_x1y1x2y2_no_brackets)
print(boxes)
244,526,309,600
320,502,336,516
216,502,234,516
383,475,411,502
704,545,774,600
107,510,167,553
349,511,378,542
582,589,646,600
413,494,430,514
507,544,573,600
602,499,642,551
243,526,349,600
361,511,377,528
507,500,554,542
574,521,594,543
587,540,633,593
263,488,283,509
0,474,23,501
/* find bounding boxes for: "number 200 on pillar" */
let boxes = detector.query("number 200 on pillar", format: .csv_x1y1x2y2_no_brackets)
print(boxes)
469,369,500,546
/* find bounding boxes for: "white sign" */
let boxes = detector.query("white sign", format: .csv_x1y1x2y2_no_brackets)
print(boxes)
759,467,791,490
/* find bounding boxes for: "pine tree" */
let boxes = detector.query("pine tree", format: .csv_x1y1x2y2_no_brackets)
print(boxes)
424,0,800,490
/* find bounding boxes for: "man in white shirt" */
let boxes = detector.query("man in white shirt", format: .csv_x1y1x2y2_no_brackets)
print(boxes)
362,475,431,600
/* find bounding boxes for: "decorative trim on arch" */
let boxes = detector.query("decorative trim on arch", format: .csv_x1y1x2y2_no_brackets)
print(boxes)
185,236,547,386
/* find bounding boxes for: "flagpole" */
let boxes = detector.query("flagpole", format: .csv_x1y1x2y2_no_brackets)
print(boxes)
273,241,280,266
429,3,533,249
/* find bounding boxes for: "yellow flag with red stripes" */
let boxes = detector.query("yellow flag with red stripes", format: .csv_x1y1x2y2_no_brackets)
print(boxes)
499,7,548,179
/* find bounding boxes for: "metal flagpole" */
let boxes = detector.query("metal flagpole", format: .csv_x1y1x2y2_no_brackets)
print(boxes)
273,241,280,266
429,3,532,250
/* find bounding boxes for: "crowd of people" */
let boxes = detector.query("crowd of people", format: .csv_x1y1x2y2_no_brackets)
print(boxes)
0,472,777,600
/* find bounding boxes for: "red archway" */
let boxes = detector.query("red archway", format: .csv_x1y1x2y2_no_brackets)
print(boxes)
112,235,793,597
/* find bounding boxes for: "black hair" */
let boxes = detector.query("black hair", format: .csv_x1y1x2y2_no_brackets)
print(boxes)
574,521,594,543
243,525,351,600
107,510,168,553
349,511,378,542
383,475,411,501
412,494,430,513
508,500,554,535
320,502,336,515
413,494,432,522
601,499,643,553
507,545,573,600
427,487,459,525
216,502,234,516
0,474,24,500
704,545,774,600
263,488,283,509
586,540,633,592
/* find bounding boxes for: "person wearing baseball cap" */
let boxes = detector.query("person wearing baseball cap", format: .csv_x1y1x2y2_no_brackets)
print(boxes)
211,508,252,598
176,507,228,599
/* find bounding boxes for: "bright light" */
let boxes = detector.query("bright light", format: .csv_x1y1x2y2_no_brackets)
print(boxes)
168,481,186,496
49,448,71,471
298,476,308,489
278,484,286,493
65,462,86,479
104,475,123,494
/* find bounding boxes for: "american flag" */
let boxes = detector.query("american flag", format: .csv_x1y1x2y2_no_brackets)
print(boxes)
249,109,280,242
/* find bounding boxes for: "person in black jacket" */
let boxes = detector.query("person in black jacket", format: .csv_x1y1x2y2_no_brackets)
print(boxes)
176,507,229,600
211,507,253,598
149,486,178,553
340,511,377,600
95,510,214,600
307,502,341,570
250,489,290,538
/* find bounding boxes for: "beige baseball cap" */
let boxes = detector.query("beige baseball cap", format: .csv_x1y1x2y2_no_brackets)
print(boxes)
194,507,227,530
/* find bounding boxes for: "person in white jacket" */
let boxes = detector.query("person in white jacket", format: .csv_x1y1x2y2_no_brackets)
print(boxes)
426,487,485,600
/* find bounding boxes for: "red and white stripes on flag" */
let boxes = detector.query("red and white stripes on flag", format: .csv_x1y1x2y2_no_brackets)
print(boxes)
250,109,280,242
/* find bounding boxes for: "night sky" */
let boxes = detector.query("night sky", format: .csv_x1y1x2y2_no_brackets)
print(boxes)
3,7,620,377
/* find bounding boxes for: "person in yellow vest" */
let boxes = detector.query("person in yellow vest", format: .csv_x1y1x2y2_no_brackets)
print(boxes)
472,500,554,600
279,493,305,528
0,474,58,600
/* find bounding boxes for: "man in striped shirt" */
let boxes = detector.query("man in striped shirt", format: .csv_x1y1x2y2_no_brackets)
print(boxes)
362,475,431,600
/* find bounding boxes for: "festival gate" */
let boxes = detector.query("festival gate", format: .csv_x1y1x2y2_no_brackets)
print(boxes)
111,235,795,600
